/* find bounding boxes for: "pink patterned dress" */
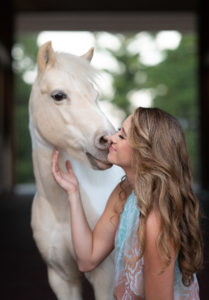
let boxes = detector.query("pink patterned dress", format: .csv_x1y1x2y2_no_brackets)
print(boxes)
114,191,200,300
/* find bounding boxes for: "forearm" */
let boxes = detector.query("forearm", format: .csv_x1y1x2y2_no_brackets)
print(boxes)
68,191,95,271
52,150,106,270
52,150,116,272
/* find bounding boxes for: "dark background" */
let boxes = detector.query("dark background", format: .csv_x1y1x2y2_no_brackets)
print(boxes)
1,0,209,299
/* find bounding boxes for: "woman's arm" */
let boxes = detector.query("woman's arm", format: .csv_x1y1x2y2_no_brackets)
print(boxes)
52,149,121,272
144,211,175,300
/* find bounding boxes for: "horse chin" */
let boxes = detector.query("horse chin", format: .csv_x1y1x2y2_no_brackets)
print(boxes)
86,152,113,170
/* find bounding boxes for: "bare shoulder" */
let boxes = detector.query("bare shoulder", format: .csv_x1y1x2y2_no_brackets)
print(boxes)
93,180,132,244
103,179,132,220
107,180,132,207
145,210,175,258
145,210,161,238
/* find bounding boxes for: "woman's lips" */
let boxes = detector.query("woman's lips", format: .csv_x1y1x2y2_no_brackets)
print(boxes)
109,145,116,151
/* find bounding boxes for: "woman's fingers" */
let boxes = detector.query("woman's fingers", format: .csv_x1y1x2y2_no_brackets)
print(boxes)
66,160,72,173
51,148,79,193
66,160,78,184
52,149,61,176
52,149,72,179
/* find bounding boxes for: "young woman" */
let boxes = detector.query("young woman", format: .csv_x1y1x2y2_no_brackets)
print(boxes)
52,107,203,300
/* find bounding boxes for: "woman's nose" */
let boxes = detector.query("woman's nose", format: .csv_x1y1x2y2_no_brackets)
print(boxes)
104,132,117,144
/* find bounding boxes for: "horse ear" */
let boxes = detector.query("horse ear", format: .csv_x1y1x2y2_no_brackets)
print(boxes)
37,41,56,72
81,47,94,62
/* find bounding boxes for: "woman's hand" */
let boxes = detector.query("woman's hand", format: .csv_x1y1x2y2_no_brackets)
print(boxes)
52,148,79,195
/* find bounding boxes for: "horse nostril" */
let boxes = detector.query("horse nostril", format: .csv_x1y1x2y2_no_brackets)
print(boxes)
99,136,108,145
95,133,110,150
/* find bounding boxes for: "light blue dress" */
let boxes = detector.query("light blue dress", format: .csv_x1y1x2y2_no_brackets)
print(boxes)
114,191,200,300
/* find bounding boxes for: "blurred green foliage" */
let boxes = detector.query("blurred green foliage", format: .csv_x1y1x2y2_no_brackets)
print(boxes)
13,33,39,183
144,35,200,181
13,32,199,184
97,33,200,181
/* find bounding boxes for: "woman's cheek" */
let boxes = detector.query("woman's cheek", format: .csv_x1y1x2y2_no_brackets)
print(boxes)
107,151,115,163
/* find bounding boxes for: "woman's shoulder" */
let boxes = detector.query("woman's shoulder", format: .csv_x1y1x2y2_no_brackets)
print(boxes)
145,209,175,259
105,179,132,216
146,210,161,228
145,210,162,241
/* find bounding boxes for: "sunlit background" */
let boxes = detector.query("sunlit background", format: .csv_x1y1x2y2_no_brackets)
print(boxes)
12,30,199,189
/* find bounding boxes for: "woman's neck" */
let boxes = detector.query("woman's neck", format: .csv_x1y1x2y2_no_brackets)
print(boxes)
124,168,135,190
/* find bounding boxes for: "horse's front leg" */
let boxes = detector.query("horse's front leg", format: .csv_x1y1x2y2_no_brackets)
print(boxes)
48,266,82,300
85,254,115,300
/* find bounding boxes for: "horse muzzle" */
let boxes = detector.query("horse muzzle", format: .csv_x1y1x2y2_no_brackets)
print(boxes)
86,152,113,170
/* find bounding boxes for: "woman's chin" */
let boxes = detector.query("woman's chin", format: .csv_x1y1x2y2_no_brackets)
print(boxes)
107,153,116,166
107,153,113,164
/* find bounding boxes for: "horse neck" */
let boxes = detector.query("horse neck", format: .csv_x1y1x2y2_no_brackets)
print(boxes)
29,114,124,218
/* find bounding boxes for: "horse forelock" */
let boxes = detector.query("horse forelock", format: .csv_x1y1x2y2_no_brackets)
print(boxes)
55,52,99,87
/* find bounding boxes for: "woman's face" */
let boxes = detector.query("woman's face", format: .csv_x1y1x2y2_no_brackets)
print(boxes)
107,115,133,169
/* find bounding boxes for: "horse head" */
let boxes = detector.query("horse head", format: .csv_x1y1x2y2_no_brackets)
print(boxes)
29,41,116,170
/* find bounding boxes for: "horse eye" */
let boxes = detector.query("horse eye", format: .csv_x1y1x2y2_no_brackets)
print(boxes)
51,91,67,101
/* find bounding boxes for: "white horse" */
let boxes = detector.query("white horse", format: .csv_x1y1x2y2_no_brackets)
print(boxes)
29,41,124,300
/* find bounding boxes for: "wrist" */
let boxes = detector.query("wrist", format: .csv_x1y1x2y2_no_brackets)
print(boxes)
67,189,80,202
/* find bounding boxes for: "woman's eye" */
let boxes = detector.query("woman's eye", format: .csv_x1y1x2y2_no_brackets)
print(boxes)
51,91,67,101
117,128,124,139
117,128,125,139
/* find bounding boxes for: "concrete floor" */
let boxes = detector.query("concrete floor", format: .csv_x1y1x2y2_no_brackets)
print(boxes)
0,190,208,299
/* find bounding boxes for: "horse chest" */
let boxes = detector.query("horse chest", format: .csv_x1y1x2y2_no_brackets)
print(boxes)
31,194,74,257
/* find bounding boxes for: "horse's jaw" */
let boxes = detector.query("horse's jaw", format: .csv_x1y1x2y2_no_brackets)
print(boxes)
86,152,113,170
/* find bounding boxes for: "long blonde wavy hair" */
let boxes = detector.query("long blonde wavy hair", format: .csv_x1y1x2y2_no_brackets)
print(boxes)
128,107,203,286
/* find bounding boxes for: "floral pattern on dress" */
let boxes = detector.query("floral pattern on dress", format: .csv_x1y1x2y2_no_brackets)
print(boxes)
114,191,200,300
